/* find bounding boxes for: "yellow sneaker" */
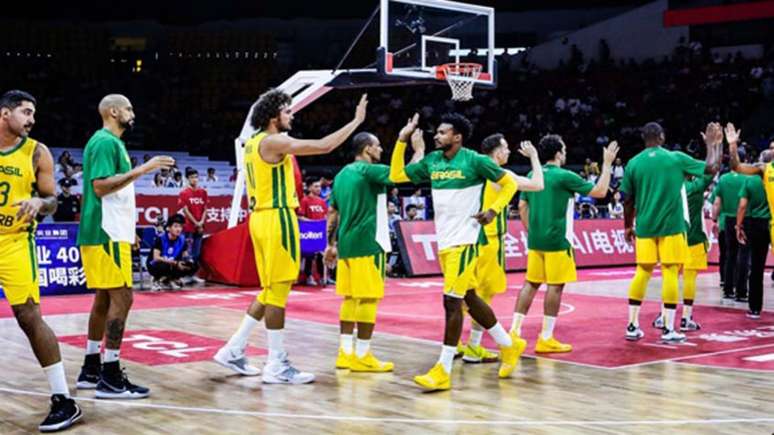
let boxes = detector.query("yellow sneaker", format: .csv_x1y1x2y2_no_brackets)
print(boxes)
350,352,394,372
535,336,572,353
335,348,352,369
413,363,451,391
498,332,527,378
462,344,499,363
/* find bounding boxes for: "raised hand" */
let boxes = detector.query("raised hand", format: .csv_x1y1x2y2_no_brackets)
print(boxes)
410,127,425,153
517,140,537,159
724,122,741,145
398,113,420,142
603,141,619,166
354,93,369,124
700,122,723,147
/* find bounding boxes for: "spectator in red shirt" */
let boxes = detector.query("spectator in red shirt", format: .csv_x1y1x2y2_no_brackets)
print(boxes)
178,169,209,270
299,179,328,285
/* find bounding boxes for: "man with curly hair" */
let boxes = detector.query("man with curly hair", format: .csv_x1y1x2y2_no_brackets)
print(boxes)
214,89,368,384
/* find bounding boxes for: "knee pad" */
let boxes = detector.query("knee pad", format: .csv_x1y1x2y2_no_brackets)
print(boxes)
257,282,292,308
339,297,357,323
355,298,378,324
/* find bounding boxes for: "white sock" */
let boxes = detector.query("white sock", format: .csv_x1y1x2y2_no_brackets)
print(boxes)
541,316,556,340
628,305,641,327
226,315,260,349
86,339,101,355
469,329,484,347
267,329,285,362
43,362,70,397
355,339,370,358
438,345,456,373
664,308,676,332
682,305,693,320
487,323,513,347
510,313,525,335
104,348,120,363
340,334,353,354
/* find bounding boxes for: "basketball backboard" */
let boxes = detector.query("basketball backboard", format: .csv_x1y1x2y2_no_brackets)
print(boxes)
377,0,496,87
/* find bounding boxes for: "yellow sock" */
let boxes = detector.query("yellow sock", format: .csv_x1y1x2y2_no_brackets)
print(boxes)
339,297,357,323
661,264,680,305
628,264,653,302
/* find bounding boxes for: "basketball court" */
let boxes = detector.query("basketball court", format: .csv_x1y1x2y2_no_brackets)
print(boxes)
2,268,773,434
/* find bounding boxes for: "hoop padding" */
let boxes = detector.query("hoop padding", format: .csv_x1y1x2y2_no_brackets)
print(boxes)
440,63,482,102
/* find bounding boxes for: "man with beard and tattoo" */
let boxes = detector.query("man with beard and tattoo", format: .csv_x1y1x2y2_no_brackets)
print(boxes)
213,89,367,384
0,90,83,431
76,94,175,399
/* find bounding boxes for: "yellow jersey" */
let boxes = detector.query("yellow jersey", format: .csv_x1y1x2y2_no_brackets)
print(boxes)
0,136,37,235
482,169,516,238
244,131,299,211
763,163,774,218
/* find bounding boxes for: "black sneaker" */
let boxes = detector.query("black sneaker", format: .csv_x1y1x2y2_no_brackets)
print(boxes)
39,394,82,432
722,292,735,300
746,310,761,319
95,363,150,400
76,354,101,390
735,295,749,303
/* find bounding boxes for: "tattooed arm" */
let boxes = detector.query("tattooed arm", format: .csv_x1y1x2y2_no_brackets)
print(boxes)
14,142,57,222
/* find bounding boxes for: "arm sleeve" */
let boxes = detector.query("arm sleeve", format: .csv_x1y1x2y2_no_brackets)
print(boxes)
390,140,429,183
562,170,595,195
674,151,707,177
488,173,517,214
87,140,119,181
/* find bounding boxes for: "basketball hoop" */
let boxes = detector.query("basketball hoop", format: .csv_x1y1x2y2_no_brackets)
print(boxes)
439,63,482,102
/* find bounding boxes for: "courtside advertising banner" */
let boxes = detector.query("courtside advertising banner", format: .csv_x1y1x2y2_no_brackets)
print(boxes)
394,219,771,276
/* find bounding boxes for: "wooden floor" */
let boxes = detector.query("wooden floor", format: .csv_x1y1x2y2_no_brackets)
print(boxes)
1,269,774,434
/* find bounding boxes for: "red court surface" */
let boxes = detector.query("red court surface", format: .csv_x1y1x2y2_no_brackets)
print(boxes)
5,266,772,373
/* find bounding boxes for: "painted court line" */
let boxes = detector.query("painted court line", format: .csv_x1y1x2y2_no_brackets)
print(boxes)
1,386,772,427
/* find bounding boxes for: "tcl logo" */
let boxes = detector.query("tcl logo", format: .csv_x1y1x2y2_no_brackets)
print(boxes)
308,205,325,213
188,198,205,205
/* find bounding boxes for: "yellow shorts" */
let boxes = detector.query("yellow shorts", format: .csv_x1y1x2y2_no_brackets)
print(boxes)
525,248,577,285
336,252,386,299
249,209,300,287
475,235,507,297
684,242,708,271
80,242,133,289
0,232,40,306
439,244,479,298
635,233,688,265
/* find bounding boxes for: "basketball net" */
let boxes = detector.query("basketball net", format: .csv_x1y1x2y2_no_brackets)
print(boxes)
440,63,482,102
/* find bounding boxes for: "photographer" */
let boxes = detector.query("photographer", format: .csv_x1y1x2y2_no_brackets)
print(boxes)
147,215,198,290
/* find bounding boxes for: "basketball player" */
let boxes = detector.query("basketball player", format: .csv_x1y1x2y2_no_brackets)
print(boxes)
460,133,544,363
0,90,82,431
390,113,525,391
622,122,721,342
510,134,618,353
727,122,774,318
76,94,175,399
324,115,424,372
653,171,714,331
214,90,368,384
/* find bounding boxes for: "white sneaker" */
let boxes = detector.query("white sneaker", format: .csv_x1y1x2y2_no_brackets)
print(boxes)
191,276,206,284
150,280,164,292
213,346,261,376
625,323,644,341
680,317,701,331
262,353,315,384
652,315,664,329
660,329,686,343
305,277,318,286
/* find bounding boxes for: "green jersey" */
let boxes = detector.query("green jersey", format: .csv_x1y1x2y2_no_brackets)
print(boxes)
620,147,705,238
740,175,771,220
521,164,594,251
713,172,751,229
685,175,713,246
405,147,504,250
330,161,392,259
77,128,133,245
